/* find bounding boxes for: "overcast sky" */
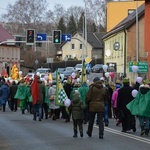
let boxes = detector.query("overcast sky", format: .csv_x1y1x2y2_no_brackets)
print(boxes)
0,0,85,16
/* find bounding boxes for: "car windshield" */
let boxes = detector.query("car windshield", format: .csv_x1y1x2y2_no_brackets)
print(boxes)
94,64,103,68
66,67,74,71
36,68,50,74
75,64,82,68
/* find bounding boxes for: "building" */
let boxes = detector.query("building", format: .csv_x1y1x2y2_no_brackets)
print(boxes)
106,0,144,32
103,3,147,81
60,32,105,62
0,24,21,76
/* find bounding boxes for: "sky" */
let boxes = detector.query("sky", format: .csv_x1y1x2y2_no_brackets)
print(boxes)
0,0,85,16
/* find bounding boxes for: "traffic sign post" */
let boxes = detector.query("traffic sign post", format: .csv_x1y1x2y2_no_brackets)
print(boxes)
36,34,47,41
129,61,148,73
61,34,72,42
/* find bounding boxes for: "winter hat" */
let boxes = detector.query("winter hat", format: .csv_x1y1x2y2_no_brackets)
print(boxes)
93,77,100,83
73,90,80,100
123,78,129,83
115,83,121,89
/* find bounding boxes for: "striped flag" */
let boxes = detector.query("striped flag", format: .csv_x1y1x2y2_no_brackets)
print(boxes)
55,70,68,106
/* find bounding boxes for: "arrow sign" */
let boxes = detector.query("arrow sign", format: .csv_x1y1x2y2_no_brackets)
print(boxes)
62,34,72,42
36,34,47,41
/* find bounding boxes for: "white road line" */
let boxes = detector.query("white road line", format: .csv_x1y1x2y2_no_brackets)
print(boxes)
94,125,150,144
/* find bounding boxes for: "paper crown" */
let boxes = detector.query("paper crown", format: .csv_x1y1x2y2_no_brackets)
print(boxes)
123,78,130,83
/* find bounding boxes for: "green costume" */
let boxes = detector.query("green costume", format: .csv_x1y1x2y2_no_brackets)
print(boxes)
127,86,150,117
15,83,28,110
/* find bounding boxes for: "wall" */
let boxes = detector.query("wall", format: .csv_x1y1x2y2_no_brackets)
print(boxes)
106,1,144,32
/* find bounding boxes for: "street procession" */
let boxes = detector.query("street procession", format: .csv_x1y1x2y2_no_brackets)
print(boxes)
0,0,150,149
0,61,150,139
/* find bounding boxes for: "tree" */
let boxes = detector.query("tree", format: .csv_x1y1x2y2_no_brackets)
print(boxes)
57,17,66,33
1,0,48,34
77,12,84,32
67,15,77,34
84,0,107,32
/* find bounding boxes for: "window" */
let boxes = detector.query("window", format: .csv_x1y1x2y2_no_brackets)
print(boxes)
72,44,75,49
80,44,82,49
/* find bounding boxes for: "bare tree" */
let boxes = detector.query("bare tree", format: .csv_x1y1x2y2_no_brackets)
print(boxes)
1,0,48,34
84,0,107,32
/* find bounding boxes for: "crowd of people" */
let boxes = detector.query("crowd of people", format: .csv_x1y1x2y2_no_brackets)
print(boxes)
0,74,150,139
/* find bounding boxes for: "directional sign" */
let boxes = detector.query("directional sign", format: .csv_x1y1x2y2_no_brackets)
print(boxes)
61,34,72,42
36,34,47,41
129,61,148,73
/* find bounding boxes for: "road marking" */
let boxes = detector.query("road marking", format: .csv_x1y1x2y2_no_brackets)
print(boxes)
94,125,150,144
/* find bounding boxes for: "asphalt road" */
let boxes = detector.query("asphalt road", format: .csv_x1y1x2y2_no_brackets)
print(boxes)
0,106,150,150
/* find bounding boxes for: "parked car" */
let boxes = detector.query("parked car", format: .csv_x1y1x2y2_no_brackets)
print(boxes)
36,68,51,74
74,64,82,73
52,71,64,81
24,73,35,80
91,64,103,73
63,67,76,80
58,68,65,74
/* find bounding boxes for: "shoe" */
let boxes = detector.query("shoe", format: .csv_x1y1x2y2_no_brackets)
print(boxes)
105,124,108,127
121,130,126,133
80,133,83,137
33,118,36,121
65,119,70,122
73,135,77,138
116,122,119,126
99,135,103,139
140,130,145,136
39,118,42,121
133,128,136,132
86,131,91,137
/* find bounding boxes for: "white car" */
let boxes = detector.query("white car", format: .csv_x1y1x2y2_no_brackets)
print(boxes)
75,64,82,74
24,73,35,80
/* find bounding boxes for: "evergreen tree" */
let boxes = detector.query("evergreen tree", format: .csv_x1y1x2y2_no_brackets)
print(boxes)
67,15,77,34
77,12,84,32
57,16,66,34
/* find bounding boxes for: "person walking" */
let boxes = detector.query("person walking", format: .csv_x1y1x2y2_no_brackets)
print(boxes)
117,78,136,132
78,81,89,124
48,82,60,120
127,84,150,136
69,91,84,138
86,77,108,139
9,81,18,112
0,79,10,112
31,75,45,121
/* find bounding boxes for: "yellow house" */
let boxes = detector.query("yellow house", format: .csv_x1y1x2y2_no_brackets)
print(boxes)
103,4,147,81
60,32,105,61
107,0,144,32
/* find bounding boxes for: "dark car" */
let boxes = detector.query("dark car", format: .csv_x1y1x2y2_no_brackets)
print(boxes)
63,67,76,80
58,68,65,74
91,64,103,73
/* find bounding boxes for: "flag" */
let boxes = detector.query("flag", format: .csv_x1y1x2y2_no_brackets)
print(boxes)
55,70,68,106
49,72,53,81
31,75,39,105
81,59,87,85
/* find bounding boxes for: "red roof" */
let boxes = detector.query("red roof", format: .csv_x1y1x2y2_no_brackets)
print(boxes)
0,24,14,43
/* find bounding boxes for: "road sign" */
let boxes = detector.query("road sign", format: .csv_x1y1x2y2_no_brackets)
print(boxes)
129,61,148,73
61,34,72,42
36,34,47,41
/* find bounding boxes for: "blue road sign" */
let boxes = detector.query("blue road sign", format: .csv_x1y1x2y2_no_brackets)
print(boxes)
61,34,72,42
36,34,47,41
